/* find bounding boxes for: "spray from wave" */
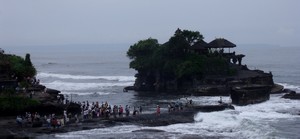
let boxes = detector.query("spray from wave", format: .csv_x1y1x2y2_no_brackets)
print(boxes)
277,82,300,92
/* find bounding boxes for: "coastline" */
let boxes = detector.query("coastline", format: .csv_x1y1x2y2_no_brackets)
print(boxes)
0,111,196,138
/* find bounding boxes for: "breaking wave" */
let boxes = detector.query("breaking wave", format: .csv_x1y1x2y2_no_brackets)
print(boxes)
43,80,134,91
61,91,115,96
37,72,135,82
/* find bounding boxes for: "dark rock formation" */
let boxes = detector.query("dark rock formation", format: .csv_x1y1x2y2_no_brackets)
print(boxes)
0,103,235,138
132,129,166,132
270,84,284,94
186,104,235,112
192,85,230,96
123,86,135,92
282,90,300,100
114,111,196,126
282,89,296,94
230,85,272,105
126,30,277,106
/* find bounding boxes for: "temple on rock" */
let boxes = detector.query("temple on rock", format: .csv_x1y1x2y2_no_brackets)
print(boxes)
126,29,278,106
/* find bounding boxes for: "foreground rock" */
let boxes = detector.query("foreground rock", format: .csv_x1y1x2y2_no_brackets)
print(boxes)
0,112,193,138
0,104,234,138
230,85,272,106
186,103,235,112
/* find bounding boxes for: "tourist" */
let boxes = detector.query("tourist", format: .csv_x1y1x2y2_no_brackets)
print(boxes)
108,105,112,114
16,115,23,127
179,102,183,110
168,104,171,112
29,92,33,98
51,117,57,128
125,105,130,116
156,105,160,116
46,115,51,128
119,105,123,117
86,101,90,108
57,95,60,103
105,108,110,118
105,101,108,108
75,114,79,124
139,106,142,114
83,109,88,120
113,105,118,118
189,99,193,105
175,101,179,111
218,96,223,104
133,106,137,116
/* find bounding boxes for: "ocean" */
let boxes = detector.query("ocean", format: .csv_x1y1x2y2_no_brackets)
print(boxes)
2,44,300,139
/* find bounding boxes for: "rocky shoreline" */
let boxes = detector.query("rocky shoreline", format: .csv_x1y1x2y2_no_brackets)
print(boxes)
1,81,296,139
0,104,235,138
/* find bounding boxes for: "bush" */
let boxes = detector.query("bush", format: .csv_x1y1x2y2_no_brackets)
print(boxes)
0,53,36,78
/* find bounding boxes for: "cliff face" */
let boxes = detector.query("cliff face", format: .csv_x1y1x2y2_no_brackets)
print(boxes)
133,68,274,93
230,85,272,105
131,60,275,106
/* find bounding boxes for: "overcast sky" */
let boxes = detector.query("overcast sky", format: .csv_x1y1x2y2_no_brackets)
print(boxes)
0,0,299,47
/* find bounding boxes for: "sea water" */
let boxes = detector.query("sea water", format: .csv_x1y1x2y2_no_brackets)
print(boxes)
2,45,300,139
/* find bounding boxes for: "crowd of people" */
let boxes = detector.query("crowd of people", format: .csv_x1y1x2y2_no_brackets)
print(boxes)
15,98,195,128
79,101,144,120
16,112,42,127
16,110,76,129
77,98,194,119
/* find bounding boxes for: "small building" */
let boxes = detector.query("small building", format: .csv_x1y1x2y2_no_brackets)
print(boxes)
188,40,208,54
207,38,245,65
206,38,236,53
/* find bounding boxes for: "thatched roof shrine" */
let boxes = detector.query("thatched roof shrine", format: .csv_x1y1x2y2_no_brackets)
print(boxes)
189,40,208,50
207,38,236,48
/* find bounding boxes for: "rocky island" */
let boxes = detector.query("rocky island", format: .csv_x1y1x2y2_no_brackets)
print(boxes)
125,28,283,105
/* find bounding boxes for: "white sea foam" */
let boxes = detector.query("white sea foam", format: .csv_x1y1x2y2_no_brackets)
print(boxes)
55,125,141,138
56,93,300,139
277,82,300,92
187,96,232,105
53,83,300,139
61,91,115,96
149,93,300,138
43,80,134,91
37,72,136,82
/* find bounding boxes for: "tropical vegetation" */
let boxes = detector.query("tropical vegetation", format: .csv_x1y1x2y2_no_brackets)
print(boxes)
127,29,235,91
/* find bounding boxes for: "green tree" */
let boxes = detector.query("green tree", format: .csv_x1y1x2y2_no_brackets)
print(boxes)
164,29,204,59
25,53,33,67
127,38,159,71
6,54,36,78
127,28,233,90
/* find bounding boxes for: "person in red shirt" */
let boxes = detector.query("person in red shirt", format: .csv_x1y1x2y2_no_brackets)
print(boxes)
156,105,160,116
